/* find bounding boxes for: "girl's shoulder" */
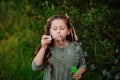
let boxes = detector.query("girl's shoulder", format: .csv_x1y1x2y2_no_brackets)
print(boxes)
68,41,80,47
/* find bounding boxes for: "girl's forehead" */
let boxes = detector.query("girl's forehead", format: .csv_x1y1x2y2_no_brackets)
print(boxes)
51,19,66,25
52,19,65,22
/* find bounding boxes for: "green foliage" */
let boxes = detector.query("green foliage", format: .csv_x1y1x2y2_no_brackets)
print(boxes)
0,0,120,80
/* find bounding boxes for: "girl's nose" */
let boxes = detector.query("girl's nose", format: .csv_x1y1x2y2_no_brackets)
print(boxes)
57,29,60,33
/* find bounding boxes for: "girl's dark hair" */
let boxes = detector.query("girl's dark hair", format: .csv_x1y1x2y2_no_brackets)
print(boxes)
34,14,77,76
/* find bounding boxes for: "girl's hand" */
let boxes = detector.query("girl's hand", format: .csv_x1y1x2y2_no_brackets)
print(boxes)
73,67,85,80
73,70,82,80
41,35,52,49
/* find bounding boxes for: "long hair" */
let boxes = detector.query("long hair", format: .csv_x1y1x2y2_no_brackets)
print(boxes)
34,14,78,76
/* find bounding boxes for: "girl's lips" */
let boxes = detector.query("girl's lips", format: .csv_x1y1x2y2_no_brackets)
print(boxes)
52,35,60,40
52,35,63,44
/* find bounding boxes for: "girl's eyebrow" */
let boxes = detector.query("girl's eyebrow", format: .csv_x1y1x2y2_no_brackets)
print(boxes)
60,25,67,28
51,25,67,28
60,26,65,27
51,26,57,29
51,26,57,28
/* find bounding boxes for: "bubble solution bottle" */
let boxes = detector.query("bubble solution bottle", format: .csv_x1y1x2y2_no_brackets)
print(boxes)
71,66,78,80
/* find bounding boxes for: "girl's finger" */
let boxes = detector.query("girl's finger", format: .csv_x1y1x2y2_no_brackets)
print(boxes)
73,72,82,80
41,35,51,41
42,35,50,40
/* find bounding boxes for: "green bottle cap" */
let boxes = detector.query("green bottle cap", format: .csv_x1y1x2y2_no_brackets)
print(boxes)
71,66,77,74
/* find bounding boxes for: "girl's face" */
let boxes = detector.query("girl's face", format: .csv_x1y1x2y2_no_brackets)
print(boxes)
49,19,70,41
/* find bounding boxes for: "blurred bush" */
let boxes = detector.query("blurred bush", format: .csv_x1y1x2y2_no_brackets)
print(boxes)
0,0,120,80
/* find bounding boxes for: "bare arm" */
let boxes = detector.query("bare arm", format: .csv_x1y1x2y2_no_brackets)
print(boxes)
33,35,52,66
33,47,47,66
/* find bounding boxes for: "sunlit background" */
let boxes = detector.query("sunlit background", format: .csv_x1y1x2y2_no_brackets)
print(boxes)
0,0,120,80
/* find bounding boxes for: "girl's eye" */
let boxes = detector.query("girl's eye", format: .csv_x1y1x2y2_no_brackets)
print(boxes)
61,28,65,30
61,27,65,30
52,28,57,30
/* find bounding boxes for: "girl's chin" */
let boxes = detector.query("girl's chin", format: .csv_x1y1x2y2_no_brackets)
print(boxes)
54,39,61,41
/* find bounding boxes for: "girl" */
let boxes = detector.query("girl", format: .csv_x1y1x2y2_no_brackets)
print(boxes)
32,14,86,80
